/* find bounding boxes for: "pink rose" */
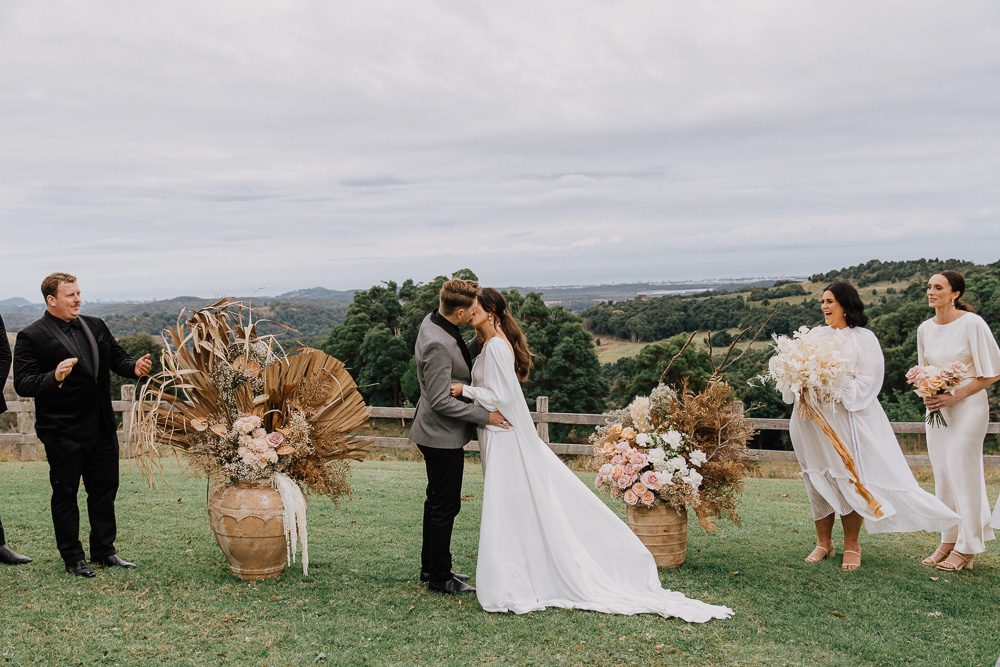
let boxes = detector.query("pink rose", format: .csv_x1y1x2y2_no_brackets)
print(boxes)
628,452,648,468
266,431,285,447
631,482,647,496
640,470,663,490
611,465,624,480
640,490,655,506
623,464,636,476
615,441,630,454
617,473,634,489
611,454,624,466
623,490,639,506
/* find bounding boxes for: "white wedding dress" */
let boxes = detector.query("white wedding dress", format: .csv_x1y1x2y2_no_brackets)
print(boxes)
463,337,733,623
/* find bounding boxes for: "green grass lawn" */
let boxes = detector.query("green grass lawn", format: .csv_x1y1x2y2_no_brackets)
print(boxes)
1,459,998,667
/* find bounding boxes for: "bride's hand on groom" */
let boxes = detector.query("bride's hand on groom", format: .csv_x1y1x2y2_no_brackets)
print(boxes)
450,382,464,397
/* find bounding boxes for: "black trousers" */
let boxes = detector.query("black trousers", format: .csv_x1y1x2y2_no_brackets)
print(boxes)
417,444,465,583
0,515,5,545
43,437,119,564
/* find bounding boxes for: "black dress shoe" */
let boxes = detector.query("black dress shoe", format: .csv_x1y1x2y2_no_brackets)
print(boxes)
66,560,96,578
420,570,470,583
427,576,476,595
92,554,136,569
0,544,32,565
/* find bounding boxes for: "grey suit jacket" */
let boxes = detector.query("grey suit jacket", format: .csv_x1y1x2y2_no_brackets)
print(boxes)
410,312,490,449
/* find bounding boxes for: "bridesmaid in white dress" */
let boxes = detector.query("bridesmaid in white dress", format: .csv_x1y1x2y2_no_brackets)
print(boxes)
450,288,732,623
784,282,959,572
917,270,1000,571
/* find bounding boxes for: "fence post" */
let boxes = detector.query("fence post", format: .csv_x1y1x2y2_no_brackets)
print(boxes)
536,395,550,443
15,396,38,461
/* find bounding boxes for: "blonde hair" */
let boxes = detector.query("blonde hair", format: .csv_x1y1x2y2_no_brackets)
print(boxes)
439,278,479,315
41,272,77,301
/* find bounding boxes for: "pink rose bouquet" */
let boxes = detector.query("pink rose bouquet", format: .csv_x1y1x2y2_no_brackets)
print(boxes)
906,361,970,427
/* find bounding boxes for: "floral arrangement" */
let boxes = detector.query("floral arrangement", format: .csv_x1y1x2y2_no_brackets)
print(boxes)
905,361,970,427
593,381,755,531
132,299,370,573
758,326,856,404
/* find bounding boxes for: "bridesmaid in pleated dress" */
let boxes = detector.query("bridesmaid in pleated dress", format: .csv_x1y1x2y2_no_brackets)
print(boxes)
918,271,1000,571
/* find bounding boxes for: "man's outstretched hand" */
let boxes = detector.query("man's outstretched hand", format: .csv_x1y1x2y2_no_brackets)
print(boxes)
55,357,78,383
134,354,152,377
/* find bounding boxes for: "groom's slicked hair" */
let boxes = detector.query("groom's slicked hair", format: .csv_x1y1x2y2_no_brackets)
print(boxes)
439,278,479,315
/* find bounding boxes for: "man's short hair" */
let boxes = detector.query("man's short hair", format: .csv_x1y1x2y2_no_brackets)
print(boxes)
439,278,479,316
41,272,77,301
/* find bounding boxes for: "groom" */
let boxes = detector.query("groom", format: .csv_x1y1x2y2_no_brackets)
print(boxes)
411,278,509,594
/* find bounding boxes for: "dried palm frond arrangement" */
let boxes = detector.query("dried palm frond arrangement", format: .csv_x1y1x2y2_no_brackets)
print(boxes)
131,298,370,571
593,326,761,531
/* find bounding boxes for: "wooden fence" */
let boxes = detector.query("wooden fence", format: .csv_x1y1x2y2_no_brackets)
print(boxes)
3,382,999,467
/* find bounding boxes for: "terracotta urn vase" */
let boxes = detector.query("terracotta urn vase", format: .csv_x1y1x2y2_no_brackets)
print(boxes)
208,480,287,580
626,504,688,568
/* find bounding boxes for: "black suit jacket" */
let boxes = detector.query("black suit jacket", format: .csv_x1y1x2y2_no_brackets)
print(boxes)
0,314,10,414
13,313,137,450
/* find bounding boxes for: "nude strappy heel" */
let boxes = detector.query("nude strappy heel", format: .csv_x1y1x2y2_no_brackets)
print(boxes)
921,545,952,566
804,543,836,564
936,551,974,572
841,550,861,571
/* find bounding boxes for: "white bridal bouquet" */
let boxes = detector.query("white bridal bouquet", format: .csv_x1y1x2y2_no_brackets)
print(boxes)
760,325,856,404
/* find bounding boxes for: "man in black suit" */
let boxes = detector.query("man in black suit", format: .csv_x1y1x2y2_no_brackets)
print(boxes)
13,273,151,577
0,313,32,565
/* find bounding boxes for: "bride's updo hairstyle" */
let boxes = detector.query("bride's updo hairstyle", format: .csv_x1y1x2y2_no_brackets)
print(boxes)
824,281,868,328
477,287,533,382
938,270,975,313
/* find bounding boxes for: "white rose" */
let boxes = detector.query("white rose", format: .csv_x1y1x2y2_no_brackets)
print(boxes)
647,447,666,465
635,433,652,447
689,450,707,467
665,456,688,474
684,470,703,489
662,430,683,449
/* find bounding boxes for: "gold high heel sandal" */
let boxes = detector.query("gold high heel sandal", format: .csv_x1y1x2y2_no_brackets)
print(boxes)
936,552,974,572
921,545,952,566
804,544,836,564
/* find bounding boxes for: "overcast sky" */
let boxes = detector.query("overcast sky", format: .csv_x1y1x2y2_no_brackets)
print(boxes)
2,1,999,300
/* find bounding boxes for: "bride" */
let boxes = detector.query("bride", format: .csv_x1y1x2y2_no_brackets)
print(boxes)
448,288,733,623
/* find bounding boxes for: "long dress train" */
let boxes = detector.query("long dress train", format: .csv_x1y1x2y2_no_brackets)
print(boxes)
464,337,732,623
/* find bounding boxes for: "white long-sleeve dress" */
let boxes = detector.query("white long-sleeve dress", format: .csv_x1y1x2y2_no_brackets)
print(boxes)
784,326,959,532
463,337,732,623
918,312,1000,553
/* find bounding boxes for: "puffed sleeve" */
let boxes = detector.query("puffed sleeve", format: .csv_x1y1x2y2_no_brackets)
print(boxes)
839,329,884,413
968,315,1000,379
461,340,516,413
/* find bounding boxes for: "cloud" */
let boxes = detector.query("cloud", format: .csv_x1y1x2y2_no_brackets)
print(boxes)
1,1,999,298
